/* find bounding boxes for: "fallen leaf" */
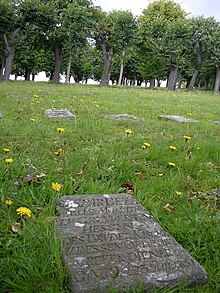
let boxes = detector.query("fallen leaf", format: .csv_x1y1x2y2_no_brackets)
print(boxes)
122,181,134,194
11,222,21,233
163,203,175,212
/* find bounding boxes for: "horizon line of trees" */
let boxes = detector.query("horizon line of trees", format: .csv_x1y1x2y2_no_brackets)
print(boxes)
1,0,220,93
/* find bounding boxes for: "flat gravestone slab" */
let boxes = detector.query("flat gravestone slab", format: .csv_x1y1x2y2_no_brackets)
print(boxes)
56,194,207,292
102,114,141,122
45,109,75,119
159,115,198,123
11,94,28,99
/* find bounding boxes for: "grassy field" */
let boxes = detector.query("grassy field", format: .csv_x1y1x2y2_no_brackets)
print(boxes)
0,81,219,292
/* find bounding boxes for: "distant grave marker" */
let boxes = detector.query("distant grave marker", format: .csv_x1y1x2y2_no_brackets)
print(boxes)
56,194,207,293
80,92,92,95
45,109,75,119
102,114,141,122
159,115,198,123
11,94,28,99
213,121,220,125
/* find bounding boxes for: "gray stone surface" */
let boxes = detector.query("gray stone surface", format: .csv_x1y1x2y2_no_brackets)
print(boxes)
159,115,198,123
11,94,28,99
213,121,220,125
102,114,141,122
45,109,75,119
211,188,220,195
56,194,207,292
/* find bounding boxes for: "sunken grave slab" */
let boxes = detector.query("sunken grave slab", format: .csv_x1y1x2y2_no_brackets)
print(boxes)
45,109,75,119
102,114,141,122
11,94,28,99
56,194,207,292
159,115,198,123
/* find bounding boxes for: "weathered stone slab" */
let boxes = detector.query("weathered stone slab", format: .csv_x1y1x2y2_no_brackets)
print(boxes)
56,194,207,292
211,188,220,195
11,94,28,99
102,114,141,122
159,115,198,123
44,109,75,119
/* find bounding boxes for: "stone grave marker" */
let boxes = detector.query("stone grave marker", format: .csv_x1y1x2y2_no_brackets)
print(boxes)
56,194,207,292
11,94,28,99
213,121,220,125
102,114,141,122
159,115,198,123
45,109,75,119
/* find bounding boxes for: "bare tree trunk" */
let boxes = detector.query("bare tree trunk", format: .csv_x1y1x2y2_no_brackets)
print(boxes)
3,28,20,81
54,43,62,83
189,69,199,90
149,79,155,88
100,40,113,86
214,66,220,94
65,54,72,83
25,70,31,81
0,57,5,79
118,49,125,85
167,66,178,91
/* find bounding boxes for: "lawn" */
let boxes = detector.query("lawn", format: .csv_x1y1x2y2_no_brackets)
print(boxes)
0,81,219,292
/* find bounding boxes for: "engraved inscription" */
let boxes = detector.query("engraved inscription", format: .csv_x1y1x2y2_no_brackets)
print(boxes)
56,194,208,292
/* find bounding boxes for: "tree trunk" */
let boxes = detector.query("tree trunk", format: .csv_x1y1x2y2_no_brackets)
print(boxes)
3,28,20,81
189,69,199,90
100,40,113,86
149,79,155,88
54,43,62,83
203,78,209,89
25,70,31,81
32,74,35,81
65,54,72,83
0,57,5,79
214,66,220,94
156,78,161,87
118,49,125,85
167,66,178,91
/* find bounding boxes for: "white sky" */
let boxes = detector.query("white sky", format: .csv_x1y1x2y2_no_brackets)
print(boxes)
94,0,220,20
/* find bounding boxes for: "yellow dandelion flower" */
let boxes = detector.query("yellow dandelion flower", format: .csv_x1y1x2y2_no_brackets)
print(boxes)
52,106,56,110
159,173,164,176
58,148,63,153
125,129,132,135
3,148,10,153
183,135,192,141
5,158,13,164
186,112,192,116
169,146,177,151
16,207,32,217
176,191,183,196
31,118,35,122
57,128,64,133
168,162,176,168
143,142,151,148
52,182,61,191
5,199,13,206
33,95,38,98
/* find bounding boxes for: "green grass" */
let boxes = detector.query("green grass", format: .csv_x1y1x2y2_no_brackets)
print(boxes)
0,81,219,292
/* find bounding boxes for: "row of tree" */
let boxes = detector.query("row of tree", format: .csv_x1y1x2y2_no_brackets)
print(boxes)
1,0,220,92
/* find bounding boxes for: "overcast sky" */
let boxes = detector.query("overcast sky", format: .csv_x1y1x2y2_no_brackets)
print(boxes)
94,0,220,20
